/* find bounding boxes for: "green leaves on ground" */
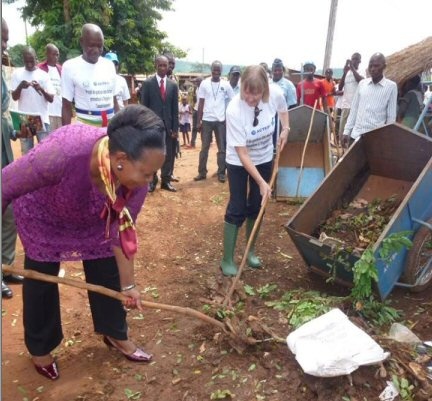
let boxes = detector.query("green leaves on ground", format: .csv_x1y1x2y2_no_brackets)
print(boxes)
265,290,342,329
210,389,235,399
124,388,142,400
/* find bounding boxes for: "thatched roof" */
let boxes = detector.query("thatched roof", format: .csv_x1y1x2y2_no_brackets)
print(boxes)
385,36,432,89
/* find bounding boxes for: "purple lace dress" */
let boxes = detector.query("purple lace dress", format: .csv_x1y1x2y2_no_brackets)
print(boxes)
2,124,148,262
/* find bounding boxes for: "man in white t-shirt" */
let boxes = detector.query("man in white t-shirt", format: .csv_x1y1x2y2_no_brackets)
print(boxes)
11,46,54,155
105,52,130,110
38,43,62,131
61,24,117,127
338,52,364,142
194,61,234,183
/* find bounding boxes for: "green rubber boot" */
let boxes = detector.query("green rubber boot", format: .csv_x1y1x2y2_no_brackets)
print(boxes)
246,218,262,268
220,222,239,276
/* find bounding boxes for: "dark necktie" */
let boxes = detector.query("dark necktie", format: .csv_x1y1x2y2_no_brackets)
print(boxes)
160,79,166,101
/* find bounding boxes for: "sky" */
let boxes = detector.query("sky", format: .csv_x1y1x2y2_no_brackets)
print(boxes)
3,0,431,70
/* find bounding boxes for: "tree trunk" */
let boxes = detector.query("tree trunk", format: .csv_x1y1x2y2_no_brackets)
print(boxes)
63,0,72,45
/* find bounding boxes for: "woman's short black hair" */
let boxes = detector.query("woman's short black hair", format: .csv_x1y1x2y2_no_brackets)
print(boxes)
107,104,165,160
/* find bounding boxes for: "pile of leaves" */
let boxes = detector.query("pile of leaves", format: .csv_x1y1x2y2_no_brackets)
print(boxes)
317,195,402,250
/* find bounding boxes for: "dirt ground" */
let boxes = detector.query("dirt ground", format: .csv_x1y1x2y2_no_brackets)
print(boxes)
2,138,432,401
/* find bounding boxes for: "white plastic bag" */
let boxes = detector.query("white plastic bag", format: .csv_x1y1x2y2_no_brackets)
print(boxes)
287,308,389,377
388,323,422,344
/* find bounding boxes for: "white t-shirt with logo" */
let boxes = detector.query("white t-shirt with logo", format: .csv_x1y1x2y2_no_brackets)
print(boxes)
61,56,116,123
198,77,234,122
47,65,62,117
226,86,287,166
11,67,55,124
115,74,131,109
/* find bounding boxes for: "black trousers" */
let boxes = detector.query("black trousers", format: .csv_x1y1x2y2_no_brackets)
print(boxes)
23,255,127,356
191,110,198,146
225,161,273,226
161,132,176,183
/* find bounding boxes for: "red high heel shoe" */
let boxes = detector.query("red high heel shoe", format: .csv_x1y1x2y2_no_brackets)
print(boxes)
34,360,59,380
103,336,153,362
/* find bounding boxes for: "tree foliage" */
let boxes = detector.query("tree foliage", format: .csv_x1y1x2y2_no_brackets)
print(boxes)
16,0,186,74
7,44,27,67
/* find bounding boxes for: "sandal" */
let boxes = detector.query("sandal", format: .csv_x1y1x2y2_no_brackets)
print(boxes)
103,336,153,362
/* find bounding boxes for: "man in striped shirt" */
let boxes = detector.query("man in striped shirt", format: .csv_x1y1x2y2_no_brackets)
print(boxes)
342,53,397,148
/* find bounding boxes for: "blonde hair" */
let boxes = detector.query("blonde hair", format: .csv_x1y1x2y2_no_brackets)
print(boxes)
240,65,270,102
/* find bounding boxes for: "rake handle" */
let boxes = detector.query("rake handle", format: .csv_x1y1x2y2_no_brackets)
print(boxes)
2,265,226,331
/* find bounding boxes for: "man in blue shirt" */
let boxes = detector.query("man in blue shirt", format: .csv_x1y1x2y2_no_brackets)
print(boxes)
271,58,297,108
270,58,296,149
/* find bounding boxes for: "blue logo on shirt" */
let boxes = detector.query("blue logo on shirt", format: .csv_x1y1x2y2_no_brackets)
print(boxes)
251,130,257,135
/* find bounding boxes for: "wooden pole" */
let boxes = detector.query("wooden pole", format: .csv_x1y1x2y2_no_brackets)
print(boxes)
295,99,318,198
222,148,281,308
322,0,339,72
2,266,226,331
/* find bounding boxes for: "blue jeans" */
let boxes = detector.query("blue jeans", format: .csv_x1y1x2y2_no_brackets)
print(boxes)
225,161,273,226
198,120,226,177
20,123,50,155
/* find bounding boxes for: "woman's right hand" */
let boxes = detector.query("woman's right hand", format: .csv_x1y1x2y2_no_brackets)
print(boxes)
122,287,143,311
259,181,272,206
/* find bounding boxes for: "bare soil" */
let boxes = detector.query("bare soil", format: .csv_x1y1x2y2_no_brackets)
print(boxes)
2,139,432,401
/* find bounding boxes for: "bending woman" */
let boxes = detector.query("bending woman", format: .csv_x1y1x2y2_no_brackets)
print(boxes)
2,105,165,380
221,65,289,276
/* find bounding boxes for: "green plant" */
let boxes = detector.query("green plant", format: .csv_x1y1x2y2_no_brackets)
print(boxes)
324,246,352,283
124,388,142,400
351,248,378,299
351,231,412,301
244,284,256,296
357,296,402,326
256,284,277,299
379,231,413,259
391,375,414,401
288,300,332,328
265,290,342,329
215,308,234,320
202,304,212,314
210,389,234,399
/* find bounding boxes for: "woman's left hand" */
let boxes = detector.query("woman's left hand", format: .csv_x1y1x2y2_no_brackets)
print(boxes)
122,287,143,311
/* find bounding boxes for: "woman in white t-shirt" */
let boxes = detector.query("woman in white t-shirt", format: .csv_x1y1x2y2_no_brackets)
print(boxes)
220,65,289,276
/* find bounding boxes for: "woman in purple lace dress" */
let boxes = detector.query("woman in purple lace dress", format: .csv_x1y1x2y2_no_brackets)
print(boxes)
2,105,165,380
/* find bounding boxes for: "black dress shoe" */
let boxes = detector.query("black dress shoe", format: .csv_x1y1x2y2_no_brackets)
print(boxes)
193,175,206,181
217,174,226,183
3,274,24,284
161,182,177,192
148,182,156,193
170,175,180,182
2,281,13,298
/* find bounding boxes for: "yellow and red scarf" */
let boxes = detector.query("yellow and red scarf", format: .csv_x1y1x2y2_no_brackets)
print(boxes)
97,137,137,259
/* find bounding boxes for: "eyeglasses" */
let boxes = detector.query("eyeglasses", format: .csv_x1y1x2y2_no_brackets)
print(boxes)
253,106,261,127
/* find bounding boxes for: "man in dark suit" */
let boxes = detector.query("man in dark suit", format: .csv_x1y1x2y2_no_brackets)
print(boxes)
141,55,179,192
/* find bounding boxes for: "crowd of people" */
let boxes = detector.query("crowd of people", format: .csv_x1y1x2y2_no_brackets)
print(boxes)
2,17,431,382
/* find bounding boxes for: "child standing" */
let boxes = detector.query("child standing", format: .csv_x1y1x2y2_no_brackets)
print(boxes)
179,95,191,146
